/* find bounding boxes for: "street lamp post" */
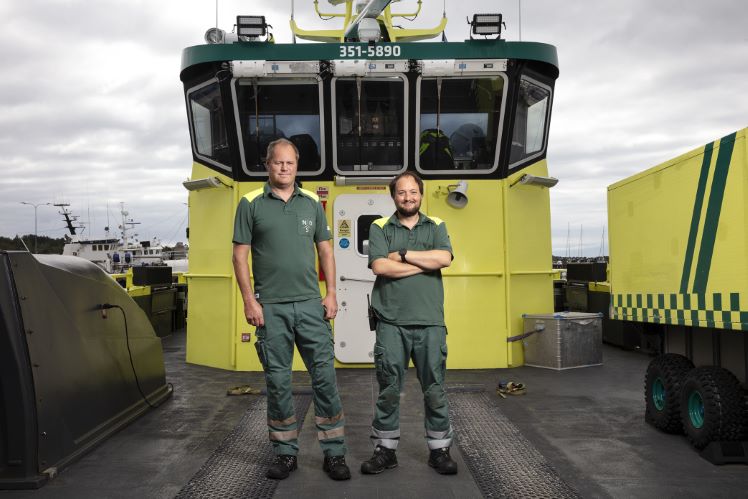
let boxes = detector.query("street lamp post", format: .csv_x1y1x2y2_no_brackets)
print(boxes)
20,201,51,253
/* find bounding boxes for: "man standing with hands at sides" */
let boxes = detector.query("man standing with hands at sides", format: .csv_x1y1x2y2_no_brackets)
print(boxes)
232,138,350,481
361,171,458,475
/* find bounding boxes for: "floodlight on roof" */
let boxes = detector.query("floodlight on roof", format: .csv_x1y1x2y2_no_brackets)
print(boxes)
205,28,225,44
469,13,505,39
236,15,267,38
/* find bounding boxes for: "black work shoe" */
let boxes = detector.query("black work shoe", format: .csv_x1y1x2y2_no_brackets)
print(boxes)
266,455,297,479
361,445,398,474
428,447,458,475
323,455,351,480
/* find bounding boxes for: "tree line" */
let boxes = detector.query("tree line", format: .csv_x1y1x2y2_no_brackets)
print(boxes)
0,235,66,254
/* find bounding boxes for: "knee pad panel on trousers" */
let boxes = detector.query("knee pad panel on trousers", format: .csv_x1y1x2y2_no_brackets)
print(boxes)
380,383,400,412
424,383,447,410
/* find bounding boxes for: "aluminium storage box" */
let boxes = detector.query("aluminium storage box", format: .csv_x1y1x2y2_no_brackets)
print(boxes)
522,312,603,370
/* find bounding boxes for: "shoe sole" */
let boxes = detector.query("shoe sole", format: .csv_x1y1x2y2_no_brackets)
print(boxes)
361,463,398,475
266,462,298,480
428,462,458,475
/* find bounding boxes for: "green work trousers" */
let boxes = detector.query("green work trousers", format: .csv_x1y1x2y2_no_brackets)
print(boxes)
254,298,346,457
370,321,453,450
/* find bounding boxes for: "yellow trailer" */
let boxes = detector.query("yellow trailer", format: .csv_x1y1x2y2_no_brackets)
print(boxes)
608,128,748,461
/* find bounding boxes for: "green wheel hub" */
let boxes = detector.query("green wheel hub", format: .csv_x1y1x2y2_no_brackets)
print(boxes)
652,378,666,411
687,391,705,429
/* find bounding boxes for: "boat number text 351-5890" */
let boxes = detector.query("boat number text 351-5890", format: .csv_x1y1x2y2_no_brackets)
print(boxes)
339,45,402,58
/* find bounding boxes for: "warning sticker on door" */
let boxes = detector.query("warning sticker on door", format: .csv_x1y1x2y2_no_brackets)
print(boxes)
337,219,351,238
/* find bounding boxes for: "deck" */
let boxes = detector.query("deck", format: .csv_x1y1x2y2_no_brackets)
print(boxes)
5,330,746,498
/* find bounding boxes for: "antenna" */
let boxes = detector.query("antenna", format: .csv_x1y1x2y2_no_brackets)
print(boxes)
518,0,522,41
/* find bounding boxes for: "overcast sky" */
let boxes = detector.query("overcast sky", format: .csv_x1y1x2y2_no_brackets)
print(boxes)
1,0,746,255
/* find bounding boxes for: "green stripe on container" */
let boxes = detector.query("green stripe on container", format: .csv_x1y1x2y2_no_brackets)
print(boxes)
691,310,700,324
658,294,665,308
670,294,677,309
697,293,706,310
722,311,732,326
730,293,740,311
713,293,722,311
680,141,714,293
684,294,691,309
692,132,737,293
636,294,642,308
646,295,653,308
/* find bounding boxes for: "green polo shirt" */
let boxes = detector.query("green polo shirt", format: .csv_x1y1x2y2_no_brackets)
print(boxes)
368,212,453,326
233,183,330,304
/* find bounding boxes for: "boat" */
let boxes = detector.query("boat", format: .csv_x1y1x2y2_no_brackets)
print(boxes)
59,202,168,273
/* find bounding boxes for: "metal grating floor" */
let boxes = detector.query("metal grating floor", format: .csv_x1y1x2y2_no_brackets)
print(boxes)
175,394,312,499
450,392,581,499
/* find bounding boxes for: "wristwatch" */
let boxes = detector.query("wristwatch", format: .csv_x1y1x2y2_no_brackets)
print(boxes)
398,249,407,262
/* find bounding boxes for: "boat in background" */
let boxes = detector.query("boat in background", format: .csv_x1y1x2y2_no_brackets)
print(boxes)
58,203,176,273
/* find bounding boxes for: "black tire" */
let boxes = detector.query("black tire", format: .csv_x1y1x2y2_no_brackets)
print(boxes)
644,353,694,433
680,366,748,450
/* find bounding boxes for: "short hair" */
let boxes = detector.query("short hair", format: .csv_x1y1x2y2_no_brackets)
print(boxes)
389,171,424,198
265,138,299,164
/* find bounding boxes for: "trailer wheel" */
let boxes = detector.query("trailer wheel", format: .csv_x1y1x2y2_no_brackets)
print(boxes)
644,354,694,433
680,366,747,450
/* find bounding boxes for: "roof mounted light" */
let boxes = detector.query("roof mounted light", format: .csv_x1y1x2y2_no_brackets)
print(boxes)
205,27,239,44
236,15,267,38
469,13,505,39
357,17,381,42
205,28,225,44
510,174,559,188
182,177,230,191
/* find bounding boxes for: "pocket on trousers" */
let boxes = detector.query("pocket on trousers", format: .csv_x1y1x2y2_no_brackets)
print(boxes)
438,343,448,382
255,339,268,370
373,345,388,386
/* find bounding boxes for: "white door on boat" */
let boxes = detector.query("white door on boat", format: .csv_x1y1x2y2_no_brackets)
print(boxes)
332,193,394,363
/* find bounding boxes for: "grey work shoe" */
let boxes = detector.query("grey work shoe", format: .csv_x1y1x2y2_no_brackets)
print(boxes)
323,455,351,480
361,445,398,474
266,454,297,479
428,447,458,475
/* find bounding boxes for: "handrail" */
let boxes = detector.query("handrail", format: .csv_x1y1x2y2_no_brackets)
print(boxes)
510,270,558,276
184,273,232,278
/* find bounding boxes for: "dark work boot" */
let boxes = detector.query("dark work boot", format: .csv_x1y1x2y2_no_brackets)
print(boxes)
361,445,398,474
323,455,351,480
428,447,458,475
266,455,297,479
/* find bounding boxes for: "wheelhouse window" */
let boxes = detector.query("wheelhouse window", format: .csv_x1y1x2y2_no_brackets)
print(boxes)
333,76,406,173
509,76,551,168
234,78,323,175
187,79,231,171
417,76,506,173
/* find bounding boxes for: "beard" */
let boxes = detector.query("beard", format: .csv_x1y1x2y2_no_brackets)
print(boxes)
396,202,420,217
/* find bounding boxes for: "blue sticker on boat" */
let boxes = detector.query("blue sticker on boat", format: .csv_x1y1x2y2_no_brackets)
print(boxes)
339,238,350,249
